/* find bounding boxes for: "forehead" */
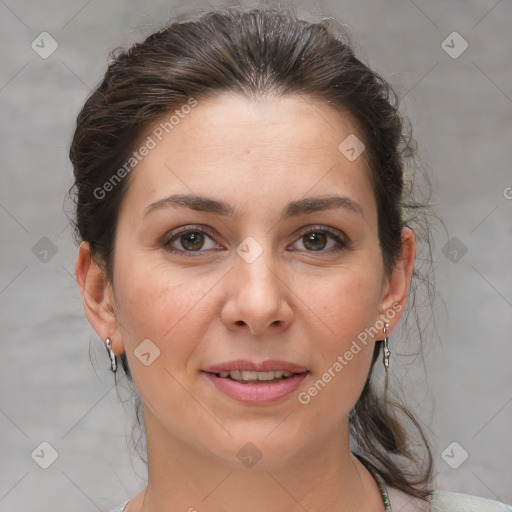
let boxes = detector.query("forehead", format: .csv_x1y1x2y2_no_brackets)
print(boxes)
159,92,363,160
119,92,376,222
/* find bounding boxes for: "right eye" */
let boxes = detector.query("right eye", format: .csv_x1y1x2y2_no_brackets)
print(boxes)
163,226,223,256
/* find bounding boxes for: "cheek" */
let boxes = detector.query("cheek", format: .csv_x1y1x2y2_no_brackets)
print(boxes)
296,261,382,397
299,275,378,418
113,265,208,411
113,256,197,355
304,262,383,337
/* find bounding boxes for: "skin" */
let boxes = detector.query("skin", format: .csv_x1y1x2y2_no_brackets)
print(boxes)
76,92,415,512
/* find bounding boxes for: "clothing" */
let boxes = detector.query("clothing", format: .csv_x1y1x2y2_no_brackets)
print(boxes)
109,489,512,512
109,457,512,512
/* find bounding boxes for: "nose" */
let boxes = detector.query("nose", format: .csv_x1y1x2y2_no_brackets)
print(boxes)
220,248,294,335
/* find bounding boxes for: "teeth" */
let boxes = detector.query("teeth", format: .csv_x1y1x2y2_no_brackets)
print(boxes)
217,370,295,381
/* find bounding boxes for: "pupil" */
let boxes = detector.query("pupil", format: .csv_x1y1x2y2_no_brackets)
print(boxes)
304,232,326,251
182,232,204,250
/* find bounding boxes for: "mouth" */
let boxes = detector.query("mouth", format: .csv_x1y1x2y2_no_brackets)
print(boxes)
203,369,309,384
202,369,309,404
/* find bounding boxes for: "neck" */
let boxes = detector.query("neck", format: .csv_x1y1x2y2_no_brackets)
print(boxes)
128,408,384,512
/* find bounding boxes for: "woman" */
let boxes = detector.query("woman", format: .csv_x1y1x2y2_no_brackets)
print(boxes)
70,6,511,512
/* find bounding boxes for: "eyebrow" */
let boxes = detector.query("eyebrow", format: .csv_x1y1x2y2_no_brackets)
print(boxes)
143,193,365,221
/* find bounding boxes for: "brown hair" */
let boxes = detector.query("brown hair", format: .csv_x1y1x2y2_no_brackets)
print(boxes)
69,5,435,500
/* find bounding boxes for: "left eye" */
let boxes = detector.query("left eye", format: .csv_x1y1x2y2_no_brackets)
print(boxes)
289,228,347,253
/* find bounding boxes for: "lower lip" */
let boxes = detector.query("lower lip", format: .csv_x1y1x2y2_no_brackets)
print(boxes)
202,371,309,404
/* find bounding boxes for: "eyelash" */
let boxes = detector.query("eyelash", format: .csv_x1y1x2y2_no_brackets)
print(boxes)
162,224,350,257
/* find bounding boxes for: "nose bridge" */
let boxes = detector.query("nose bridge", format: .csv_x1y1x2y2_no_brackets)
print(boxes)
235,234,280,300
223,234,292,334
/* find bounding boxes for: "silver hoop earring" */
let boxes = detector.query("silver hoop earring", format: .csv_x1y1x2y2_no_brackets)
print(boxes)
105,337,117,373
382,323,391,371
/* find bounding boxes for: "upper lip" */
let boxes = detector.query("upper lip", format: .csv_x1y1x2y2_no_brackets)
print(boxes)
202,359,309,374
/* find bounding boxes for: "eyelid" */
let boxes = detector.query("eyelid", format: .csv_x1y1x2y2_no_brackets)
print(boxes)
293,224,348,242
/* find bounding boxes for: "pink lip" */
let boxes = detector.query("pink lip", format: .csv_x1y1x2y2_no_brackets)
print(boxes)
202,359,308,373
202,371,309,404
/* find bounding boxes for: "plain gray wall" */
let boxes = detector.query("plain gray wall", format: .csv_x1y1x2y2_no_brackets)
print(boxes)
1,0,511,510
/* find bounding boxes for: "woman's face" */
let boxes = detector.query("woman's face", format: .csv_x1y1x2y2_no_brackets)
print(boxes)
80,93,411,468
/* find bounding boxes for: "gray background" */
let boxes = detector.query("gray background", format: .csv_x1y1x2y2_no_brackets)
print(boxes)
1,0,511,510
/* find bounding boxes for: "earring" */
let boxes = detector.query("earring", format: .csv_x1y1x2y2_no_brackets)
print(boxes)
104,337,117,373
382,323,391,371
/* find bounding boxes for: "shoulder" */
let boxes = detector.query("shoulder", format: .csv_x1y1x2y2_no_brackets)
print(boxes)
430,490,512,512
387,485,431,512
387,486,512,512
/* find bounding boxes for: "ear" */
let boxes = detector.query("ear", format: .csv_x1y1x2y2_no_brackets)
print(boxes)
378,227,416,334
75,241,124,355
